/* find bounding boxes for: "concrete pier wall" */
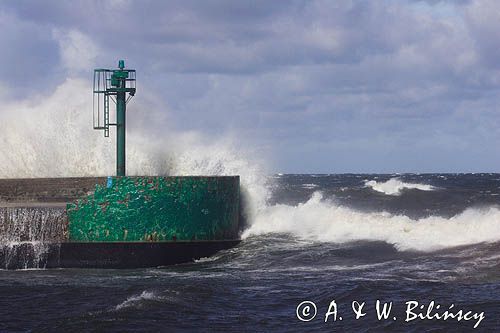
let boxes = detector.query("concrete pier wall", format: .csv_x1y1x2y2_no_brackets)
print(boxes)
0,176,240,269
0,177,106,205
0,176,241,242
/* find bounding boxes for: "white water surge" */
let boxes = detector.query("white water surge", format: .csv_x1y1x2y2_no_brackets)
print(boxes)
365,178,435,196
243,192,500,252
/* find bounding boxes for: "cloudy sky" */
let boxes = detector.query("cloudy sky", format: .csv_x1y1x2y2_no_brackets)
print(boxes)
0,0,499,173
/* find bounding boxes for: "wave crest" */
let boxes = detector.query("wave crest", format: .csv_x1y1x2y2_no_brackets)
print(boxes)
365,178,435,196
115,291,163,311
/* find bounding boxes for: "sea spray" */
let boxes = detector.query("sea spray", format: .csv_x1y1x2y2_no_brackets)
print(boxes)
0,79,271,226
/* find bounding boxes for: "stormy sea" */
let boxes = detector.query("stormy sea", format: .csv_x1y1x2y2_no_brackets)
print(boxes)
1,173,500,332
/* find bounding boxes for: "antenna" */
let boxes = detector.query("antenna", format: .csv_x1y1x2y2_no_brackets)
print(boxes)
93,60,136,176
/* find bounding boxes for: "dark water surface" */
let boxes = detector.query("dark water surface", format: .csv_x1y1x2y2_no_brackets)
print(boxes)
1,174,500,332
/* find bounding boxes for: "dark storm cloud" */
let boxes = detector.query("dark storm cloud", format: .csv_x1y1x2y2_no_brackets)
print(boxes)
0,0,499,172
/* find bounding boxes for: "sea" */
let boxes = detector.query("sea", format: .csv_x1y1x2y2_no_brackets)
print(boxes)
1,173,500,332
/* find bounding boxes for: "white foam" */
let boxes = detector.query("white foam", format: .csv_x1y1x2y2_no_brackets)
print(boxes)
115,291,162,310
194,255,220,263
243,192,500,252
365,178,435,195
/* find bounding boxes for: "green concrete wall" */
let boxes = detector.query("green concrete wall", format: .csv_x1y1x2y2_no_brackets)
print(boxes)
66,176,240,242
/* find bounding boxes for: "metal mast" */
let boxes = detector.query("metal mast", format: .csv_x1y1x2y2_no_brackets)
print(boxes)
93,60,136,176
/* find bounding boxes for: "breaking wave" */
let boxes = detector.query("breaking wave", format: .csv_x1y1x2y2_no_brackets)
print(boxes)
243,192,500,252
365,178,435,196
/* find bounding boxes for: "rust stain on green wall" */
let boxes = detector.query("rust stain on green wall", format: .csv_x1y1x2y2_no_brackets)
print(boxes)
66,176,240,242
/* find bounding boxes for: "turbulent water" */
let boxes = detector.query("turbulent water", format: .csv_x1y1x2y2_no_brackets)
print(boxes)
1,173,500,332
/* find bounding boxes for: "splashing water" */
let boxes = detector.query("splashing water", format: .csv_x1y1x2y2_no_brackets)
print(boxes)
0,207,67,268
0,79,271,223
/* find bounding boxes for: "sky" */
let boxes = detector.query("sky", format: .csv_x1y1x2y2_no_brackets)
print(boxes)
0,0,499,173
